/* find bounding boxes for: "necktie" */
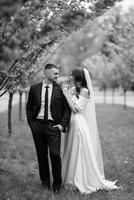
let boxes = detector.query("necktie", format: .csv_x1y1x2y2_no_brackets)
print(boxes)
44,85,49,121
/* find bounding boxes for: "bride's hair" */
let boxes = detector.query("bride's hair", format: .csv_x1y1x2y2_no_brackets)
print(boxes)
72,68,88,94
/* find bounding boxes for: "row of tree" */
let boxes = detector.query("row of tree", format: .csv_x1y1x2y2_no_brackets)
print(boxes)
0,0,100,135
0,0,94,135
92,3,134,109
0,0,121,135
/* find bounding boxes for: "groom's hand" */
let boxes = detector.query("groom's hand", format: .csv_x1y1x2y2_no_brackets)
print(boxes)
53,124,63,132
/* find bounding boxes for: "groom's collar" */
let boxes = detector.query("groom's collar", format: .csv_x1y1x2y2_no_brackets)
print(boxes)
42,80,52,88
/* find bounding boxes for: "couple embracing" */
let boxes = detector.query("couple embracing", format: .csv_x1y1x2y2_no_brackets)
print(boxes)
26,63,119,195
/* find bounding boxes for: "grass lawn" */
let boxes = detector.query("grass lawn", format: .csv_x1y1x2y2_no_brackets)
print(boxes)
0,103,134,200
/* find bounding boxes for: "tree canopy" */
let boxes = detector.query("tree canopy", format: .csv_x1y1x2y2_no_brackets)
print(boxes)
0,0,122,96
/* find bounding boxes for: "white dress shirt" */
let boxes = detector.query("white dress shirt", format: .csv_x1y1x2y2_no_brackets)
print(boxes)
37,82,53,120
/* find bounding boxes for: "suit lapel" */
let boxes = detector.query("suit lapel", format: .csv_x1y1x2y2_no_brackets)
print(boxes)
51,83,59,105
36,82,42,106
51,83,55,105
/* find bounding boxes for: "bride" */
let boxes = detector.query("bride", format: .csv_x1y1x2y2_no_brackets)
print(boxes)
61,68,119,194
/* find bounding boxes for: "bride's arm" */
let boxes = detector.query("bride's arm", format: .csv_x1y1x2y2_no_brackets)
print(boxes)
63,88,89,113
63,93,77,113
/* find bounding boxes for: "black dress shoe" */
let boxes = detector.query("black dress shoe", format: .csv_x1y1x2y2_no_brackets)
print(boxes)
53,186,61,194
42,182,51,190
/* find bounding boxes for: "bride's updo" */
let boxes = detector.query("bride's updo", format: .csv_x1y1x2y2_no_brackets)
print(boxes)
72,68,88,94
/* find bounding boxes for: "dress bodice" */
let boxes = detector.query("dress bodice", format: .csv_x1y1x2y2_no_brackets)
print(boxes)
72,95,89,113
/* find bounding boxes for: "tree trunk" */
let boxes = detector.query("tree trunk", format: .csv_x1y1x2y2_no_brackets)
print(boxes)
19,91,23,121
103,89,106,104
123,90,127,110
112,88,115,105
8,92,13,136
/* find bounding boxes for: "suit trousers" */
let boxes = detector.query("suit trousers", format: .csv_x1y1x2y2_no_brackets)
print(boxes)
30,119,62,188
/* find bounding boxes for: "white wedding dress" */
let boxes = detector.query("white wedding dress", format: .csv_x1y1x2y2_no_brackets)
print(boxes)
62,68,119,194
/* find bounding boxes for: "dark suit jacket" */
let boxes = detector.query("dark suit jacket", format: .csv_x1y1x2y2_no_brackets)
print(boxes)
26,82,71,132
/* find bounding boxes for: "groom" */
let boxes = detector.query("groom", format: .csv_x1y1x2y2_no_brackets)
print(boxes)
26,64,71,193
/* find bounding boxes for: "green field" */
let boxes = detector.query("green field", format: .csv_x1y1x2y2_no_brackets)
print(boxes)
0,104,134,200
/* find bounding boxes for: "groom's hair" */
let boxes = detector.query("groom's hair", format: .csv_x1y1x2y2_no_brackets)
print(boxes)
44,63,58,70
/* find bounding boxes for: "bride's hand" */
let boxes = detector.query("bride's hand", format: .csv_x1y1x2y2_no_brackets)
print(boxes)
69,86,76,96
62,85,76,97
62,85,70,96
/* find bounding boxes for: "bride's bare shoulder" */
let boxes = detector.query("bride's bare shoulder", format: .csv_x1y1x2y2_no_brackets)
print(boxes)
80,88,89,98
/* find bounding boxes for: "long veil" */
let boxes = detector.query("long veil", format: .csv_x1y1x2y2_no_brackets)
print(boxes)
83,68,105,178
